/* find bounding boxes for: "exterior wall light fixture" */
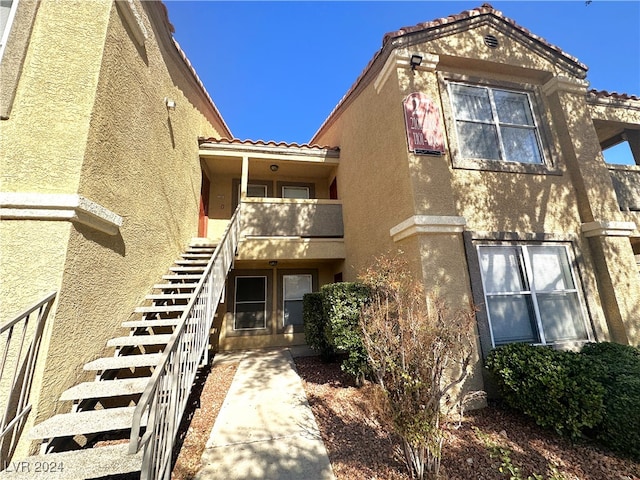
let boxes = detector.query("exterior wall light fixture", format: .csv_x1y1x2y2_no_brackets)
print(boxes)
269,260,278,267
269,164,279,172
164,97,176,110
410,54,423,70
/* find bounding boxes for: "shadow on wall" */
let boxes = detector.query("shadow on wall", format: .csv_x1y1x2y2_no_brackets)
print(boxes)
75,223,126,257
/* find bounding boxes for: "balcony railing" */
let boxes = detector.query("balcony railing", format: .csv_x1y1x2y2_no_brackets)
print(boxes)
0,291,56,465
129,207,240,480
608,164,640,211
240,198,343,238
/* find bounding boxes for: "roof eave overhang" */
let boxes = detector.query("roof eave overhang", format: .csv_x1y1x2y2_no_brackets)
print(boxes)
312,9,588,143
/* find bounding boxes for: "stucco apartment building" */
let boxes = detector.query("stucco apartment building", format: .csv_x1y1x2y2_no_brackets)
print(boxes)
0,0,638,476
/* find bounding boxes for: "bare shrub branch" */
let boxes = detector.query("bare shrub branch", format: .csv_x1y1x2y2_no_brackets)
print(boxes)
359,252,477,479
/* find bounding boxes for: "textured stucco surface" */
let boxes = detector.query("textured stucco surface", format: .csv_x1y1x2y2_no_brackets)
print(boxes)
0,0,112,194
1,0,227,458
313,14,640,401
316,61,416,282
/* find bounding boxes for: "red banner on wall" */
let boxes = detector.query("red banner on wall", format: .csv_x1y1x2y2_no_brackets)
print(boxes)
403,92,445,155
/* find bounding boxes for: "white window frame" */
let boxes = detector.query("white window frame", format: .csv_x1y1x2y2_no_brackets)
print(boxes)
282,274,312,327
0,0,18,64
477,244,590,347
448,82,544,165
233,275,267,331
282,185,310,199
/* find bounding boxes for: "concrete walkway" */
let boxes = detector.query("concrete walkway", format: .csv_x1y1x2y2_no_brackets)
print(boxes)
194,348,336,480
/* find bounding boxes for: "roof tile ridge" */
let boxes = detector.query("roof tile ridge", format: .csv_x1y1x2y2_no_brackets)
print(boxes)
588,89,640,101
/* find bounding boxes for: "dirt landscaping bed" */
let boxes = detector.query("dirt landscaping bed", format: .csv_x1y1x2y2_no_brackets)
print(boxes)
294,355,640,480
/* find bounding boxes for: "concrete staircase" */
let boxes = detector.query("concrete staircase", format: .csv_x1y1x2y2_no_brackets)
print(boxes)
0,243,218,479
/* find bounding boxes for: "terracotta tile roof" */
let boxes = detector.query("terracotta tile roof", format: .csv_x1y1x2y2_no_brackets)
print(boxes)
382,3,586,70
312,3,589,143
199,137,340,152
588,89,640,102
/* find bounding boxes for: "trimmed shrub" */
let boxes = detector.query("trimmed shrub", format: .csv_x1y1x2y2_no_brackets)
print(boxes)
581,342,640,459
485,343,604,439
321,282,370,381
303,292,335,362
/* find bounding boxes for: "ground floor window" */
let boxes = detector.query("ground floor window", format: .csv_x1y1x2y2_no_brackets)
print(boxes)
283,274,312,327
234,276,267,330
477,244,588,346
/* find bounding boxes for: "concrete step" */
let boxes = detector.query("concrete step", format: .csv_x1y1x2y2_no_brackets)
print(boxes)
107,334,172,348
153,282,198,290
0,444,142,479
29,406,146,440
186,247,216,253
175,259,209,265
145,293,193,301
84,353,162,371
181,253,212,259
122,319,180,329
134,305,187,314
161,274,203,281
169,266,206,273
60,378,149,402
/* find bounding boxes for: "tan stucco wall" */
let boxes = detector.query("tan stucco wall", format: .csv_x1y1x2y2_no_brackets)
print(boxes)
315,64,417,282
1,0,228,458
313,15,640,402
0,222,71,459
0,0,111,194
0,0,114,458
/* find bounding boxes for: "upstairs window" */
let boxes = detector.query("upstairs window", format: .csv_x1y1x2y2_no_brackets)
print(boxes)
478,244,589,346
0,0,16,62
282,186,310,199
450,83,543,164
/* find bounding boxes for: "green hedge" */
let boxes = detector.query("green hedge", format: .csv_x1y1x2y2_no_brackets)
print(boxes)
485,343,604,439
302,282,370,381
581,342,640,459
486,341,640,460
303,292,335,362
321,282,370,381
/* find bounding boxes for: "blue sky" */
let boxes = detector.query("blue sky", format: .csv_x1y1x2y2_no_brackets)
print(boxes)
164,1,640,147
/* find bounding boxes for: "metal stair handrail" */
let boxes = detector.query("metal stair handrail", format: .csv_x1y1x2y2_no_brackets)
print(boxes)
0,291,56,466
129,207,241,480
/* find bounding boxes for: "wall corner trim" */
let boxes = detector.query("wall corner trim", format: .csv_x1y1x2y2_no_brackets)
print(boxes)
115,0,148,47
581,220,637,238
542,75,589,96
374,51,439,94
390,215,466,242
0,192,124,235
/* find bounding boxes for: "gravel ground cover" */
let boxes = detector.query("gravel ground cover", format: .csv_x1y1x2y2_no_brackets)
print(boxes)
294,355,640,480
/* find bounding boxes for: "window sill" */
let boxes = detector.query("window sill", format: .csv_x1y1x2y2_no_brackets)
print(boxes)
452,157,562,175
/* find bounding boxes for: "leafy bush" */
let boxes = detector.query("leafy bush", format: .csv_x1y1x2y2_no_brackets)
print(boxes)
485,343,604,439
321,282,370,381
303,292,335,362
581,342,640,459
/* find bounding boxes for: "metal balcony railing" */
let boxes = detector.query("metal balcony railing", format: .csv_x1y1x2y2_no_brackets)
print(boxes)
0,291,56,465
129,207,240,480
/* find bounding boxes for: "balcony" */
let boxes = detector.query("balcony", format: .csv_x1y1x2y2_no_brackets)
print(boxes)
240,198,343,238
238,198,344,261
